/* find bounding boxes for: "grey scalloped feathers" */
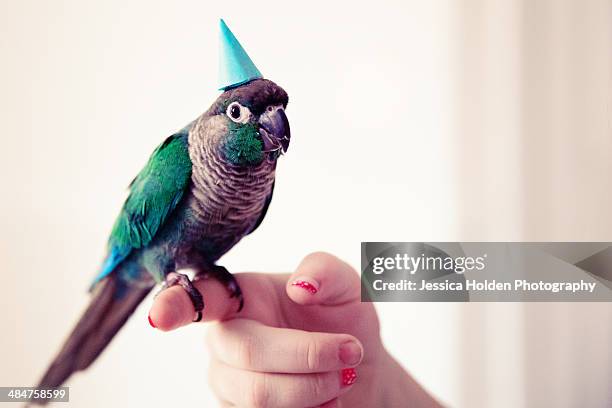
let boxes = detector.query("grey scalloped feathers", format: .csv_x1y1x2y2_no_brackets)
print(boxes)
31,19,290,404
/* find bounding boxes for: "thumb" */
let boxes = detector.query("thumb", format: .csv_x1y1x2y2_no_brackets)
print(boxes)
286,252,361,306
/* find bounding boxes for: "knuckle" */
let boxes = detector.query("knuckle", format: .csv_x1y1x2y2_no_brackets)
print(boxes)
308,372,333,399
236,334,258,368
248,374,270,408
304,338,321,371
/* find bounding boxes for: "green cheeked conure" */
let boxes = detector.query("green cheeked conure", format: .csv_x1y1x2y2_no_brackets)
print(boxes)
33,19,290,400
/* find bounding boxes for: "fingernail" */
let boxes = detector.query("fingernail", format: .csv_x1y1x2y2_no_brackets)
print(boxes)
148,314,157,328
341,368,357,386
291,277,319,294
339,341,363,366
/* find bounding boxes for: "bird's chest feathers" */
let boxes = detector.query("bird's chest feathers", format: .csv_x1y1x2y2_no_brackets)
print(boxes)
186,116,275,236
190,165,274,226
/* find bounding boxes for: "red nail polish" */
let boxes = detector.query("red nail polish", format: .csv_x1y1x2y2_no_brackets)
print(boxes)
341,368,357,386
292,280,318,294
148,314,156,328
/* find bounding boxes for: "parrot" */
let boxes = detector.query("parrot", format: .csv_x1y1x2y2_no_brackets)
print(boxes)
32,19,290,403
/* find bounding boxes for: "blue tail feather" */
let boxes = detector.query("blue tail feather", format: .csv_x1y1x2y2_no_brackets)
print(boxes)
90,247,126,290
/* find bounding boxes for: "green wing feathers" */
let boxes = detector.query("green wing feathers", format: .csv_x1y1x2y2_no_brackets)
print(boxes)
93,132,192,285
111,134,192,249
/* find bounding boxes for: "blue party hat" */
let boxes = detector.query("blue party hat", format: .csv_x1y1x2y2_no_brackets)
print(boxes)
218,19,263,91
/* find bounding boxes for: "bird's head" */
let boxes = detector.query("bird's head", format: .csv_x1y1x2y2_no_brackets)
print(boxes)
207,79,290,167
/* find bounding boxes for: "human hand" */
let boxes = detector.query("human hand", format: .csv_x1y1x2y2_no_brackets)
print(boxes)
148,252,440,407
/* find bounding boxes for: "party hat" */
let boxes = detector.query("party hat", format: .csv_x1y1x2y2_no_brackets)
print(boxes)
218,19,263,90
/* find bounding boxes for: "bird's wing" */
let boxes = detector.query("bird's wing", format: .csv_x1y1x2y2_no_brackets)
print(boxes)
91,130,192,287
247,181,274,235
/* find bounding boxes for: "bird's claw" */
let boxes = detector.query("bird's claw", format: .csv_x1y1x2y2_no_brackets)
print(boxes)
227,279,244,312
205,265,244,313
164,272,205,322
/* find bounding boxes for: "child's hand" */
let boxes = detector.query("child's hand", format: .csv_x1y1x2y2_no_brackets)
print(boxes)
149,252,440,408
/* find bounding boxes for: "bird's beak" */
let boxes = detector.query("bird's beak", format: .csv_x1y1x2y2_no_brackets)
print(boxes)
258,107,290,155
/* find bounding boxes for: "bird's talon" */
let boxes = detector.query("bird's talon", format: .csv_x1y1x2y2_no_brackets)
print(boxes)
163,272,205,322
193,311,203,322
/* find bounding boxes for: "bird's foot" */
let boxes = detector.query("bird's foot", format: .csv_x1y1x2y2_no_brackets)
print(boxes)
206,265,244,312
163,272,205,322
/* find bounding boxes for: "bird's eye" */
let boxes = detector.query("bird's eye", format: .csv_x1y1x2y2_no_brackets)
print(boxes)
226,102,251,124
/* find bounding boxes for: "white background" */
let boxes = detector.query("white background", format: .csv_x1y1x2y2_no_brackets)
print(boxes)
1,0,611,406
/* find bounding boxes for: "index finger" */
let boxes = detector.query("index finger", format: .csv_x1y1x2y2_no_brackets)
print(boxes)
148,272,278,331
